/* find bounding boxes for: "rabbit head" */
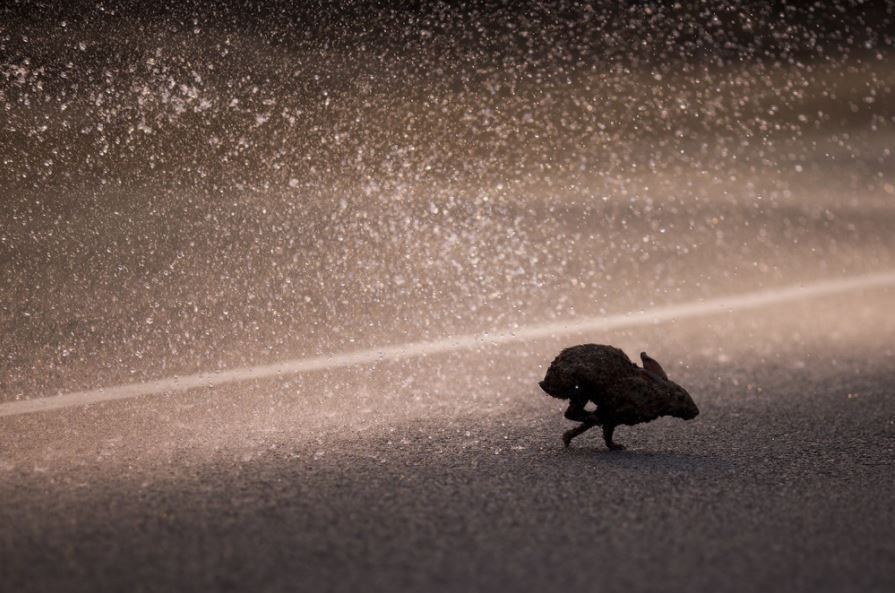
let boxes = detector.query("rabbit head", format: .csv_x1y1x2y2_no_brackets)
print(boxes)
539,364,579,399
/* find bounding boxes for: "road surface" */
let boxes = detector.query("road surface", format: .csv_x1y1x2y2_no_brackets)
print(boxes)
2,10,894,592
2,284,894,593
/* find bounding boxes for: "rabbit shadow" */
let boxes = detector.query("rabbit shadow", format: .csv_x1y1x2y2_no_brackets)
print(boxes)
560,446,725,472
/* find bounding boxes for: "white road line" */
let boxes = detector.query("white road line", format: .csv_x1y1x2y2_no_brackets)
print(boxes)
3,271,895,419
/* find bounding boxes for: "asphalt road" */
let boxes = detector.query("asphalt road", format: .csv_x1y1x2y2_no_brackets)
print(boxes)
3,14,895,592
2,288,893,593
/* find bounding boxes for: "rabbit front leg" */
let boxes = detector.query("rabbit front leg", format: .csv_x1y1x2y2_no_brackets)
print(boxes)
562,396,601,447
562,419,598,447
562,395,594,423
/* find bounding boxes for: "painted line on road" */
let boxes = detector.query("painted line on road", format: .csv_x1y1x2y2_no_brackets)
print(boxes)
3,270,895,419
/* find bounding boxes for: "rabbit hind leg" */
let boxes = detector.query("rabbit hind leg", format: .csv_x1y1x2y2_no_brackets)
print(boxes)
602,424,625,450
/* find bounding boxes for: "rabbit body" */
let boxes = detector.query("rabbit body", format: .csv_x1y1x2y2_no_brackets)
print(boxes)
539,344,699,449
539,344,638,402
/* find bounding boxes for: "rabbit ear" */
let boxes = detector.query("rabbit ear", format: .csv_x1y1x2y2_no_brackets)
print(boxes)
640,352,669,380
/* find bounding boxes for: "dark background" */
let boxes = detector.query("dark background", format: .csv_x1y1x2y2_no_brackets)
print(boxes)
6,0,894,62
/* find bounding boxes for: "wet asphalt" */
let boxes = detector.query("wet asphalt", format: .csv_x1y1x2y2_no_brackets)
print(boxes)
3,14,895,592
2,290,893,593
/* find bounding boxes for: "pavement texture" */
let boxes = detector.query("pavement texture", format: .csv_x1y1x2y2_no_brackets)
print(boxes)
3,7,895,592
2,289,894,593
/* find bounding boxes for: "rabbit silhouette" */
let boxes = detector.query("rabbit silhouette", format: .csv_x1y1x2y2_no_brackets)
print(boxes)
540,344,698,450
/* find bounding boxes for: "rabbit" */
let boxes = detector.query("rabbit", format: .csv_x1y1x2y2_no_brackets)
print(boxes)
539,344,699,450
